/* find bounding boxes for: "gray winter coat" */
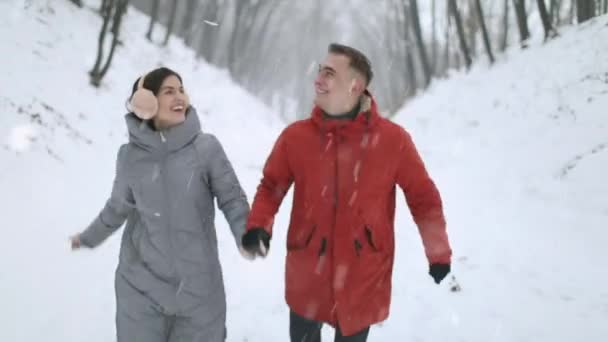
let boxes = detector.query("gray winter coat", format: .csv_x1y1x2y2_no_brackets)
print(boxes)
80,107,249,318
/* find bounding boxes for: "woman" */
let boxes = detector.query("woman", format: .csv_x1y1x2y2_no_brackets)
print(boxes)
70,67,250,342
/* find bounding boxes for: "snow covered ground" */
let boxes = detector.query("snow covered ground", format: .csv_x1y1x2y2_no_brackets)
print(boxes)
1,0,606,341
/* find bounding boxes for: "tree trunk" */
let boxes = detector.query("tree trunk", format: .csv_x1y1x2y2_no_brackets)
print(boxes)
227,1,246,71
99,0,108,14
549,0,559,26
197,0,220,62
234,1,264,77
448,0,472,69
537,0,558,40
68,0,83,7
475,0,495,64
96,0,129,84
163,0,179,46
89,0,114,77
499,0,510,52
146,0,160,41
443,3,451,76
569,0,576,24
512,0,530,47
577,0,596,22
401,0,418,95
245,0,285,85
431,0,438,73
604,0,607,14
409,0,432,87
181,0,198,46
466,1,478,58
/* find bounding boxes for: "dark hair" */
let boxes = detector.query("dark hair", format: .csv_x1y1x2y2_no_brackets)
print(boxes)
130,67,183,98
328,43,373,86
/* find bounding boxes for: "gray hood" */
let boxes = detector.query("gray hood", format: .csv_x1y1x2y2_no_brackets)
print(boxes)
125,106,201,153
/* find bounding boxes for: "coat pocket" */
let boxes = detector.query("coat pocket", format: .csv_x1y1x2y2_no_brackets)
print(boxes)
364,225,381,252
287,224,317,251
354,223,386,257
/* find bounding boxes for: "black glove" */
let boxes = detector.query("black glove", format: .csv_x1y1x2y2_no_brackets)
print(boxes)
241,228,271,257
429,263,450,284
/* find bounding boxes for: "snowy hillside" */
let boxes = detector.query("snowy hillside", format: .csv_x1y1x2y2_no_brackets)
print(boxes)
0,1,281,341
391,15,608,342
1,0,607,341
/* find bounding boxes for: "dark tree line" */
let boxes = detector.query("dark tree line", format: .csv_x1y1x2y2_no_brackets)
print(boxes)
74,0,607,113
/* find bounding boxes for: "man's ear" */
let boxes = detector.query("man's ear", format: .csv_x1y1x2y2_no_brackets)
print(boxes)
349,76,365,95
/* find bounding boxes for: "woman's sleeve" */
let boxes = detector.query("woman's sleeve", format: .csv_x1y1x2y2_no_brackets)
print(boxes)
80,145,135,248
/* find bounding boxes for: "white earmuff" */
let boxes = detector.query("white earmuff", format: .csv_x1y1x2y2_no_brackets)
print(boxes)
130,73,158,120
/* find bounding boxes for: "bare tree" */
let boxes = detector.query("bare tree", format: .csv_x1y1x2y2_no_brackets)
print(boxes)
537,0,558,40
163,0,179,46
404,26,418,95
443,3,452,76
181,0,198,46
568,0,576,24
233,1,266,77
499,0,510,52
395,0,418,96
68,0,83,7
512,0,530,47
464,1,479,58
197,0,220,62
226,0,248,71
475,0,495,64
448,0,472,69
604,0,608,14
242,0,288,88
431,0,438,73
409,0,432,87
550,0,564,25
577,0,596,22
90,0,114,79
146,0,160,41
90,0,129,86
99,0,109,14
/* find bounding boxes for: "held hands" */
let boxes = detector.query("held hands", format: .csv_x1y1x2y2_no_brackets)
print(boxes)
241,228,271,259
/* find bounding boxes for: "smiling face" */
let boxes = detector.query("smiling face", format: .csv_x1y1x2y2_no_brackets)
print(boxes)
313,53,365,115
153,75,189,129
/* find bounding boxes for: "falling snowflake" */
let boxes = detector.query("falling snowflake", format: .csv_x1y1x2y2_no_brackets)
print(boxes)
324,138,332,152
353,161,361,182
348,191,358,206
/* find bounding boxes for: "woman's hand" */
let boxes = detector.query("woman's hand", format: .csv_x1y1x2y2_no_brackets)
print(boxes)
69,234,82,250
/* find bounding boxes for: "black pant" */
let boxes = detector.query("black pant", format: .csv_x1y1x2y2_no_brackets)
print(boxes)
290,311,370,342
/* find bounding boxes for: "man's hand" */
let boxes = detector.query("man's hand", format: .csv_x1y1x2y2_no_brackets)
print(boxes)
241,228,271,258
429,263,450,284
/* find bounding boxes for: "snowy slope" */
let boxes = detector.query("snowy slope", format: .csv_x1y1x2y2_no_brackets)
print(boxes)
0,1,282,341
1,0,607,341
388,15,608,342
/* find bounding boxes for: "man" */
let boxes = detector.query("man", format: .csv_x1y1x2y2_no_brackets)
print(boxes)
242,43,452,342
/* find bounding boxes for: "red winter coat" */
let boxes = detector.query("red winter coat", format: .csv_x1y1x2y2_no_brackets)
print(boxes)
246,93,452,336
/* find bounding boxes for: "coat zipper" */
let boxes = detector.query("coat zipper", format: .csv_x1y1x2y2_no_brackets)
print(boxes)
331,131,340,315
159,131,181,292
